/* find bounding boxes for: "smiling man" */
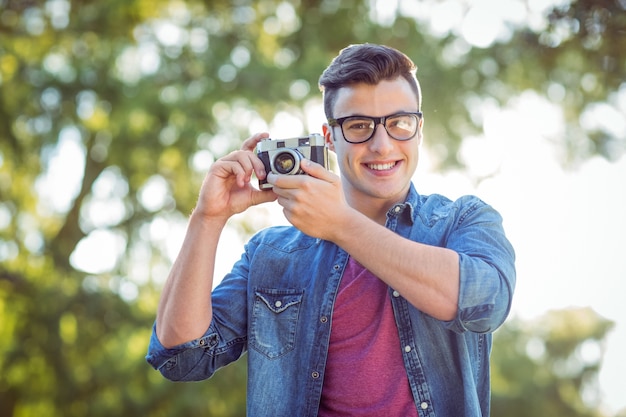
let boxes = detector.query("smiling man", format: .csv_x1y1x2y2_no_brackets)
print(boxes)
146,43,516,417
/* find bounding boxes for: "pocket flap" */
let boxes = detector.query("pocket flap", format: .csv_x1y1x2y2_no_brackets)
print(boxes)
254,289,303,314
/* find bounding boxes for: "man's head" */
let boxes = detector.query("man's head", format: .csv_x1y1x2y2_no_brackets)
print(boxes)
318,44,422,120
317,44,424,220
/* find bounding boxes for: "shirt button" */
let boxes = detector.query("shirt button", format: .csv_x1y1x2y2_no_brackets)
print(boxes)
274,300,282,308
421,402,429,410
404,345,412,353
311,371,320,379
392,290,400,297
320,316,328,323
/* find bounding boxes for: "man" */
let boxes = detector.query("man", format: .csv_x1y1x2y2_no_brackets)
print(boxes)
146,43,516,417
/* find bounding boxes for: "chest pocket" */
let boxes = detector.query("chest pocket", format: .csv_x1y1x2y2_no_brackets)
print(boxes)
250,288,304,359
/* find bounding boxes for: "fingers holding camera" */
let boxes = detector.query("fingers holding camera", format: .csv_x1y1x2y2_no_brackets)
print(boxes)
269,159,344,239
300,158,333,181
220,148,267,188
194,139,275,219
267,158,332,187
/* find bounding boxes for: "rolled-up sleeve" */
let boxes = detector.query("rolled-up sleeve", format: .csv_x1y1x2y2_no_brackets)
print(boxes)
146,246,253,381
146,322,231,381
443,197,516,334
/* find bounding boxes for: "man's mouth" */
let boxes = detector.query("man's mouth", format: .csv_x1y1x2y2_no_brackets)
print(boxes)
366,162,397,171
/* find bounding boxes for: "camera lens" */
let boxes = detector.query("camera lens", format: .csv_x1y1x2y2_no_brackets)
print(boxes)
273,150,300,174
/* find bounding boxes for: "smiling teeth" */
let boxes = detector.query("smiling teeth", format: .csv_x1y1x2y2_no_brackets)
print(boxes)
368,162,396,170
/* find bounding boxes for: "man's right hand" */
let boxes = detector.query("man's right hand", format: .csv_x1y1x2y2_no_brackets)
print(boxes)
193,132,278,222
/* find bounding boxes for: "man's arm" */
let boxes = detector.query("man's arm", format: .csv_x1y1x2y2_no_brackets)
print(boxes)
330,212,460,321
329,199,515,330
156,214,226,348
155,133,277,348
283,194,459,321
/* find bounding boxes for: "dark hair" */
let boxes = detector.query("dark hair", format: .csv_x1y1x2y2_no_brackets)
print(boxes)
318,44,422,119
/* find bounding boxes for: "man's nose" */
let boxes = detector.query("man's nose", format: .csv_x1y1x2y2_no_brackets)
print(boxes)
368,123,394,153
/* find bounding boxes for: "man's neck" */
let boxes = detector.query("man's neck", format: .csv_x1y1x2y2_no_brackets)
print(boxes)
347,195,406,226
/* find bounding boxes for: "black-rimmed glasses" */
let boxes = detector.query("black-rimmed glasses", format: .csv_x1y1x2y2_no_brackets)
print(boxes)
327,112,423,144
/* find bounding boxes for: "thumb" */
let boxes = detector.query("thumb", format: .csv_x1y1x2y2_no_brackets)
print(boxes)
251,189,278,206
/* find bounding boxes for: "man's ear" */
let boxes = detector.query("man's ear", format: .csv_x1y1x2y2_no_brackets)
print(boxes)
322,123,335,151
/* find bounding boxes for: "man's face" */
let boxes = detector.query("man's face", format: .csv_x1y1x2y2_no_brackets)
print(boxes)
323,77,423,210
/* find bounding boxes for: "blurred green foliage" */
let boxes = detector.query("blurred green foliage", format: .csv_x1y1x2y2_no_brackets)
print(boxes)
0,0,624,415
492,308,614,417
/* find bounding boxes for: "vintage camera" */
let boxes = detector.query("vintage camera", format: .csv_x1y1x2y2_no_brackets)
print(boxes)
256,133,329,190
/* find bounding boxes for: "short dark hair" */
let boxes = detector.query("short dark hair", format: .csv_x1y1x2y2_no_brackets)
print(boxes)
318,44,422,119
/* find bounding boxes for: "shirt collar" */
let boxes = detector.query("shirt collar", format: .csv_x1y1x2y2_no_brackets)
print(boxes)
386,183,419,225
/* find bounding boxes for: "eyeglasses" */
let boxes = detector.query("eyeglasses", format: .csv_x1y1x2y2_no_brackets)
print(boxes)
327,111,423,144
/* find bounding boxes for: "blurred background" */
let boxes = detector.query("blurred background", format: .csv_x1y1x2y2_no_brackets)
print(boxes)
1,0,625,416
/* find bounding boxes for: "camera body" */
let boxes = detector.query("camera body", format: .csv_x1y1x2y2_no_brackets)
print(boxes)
256,133,329,190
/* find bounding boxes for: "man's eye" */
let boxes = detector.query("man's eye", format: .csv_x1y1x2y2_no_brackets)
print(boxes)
346,120,372,130
389,120,407,129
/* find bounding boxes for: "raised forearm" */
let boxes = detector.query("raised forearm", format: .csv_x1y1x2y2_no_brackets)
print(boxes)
156,212,226,348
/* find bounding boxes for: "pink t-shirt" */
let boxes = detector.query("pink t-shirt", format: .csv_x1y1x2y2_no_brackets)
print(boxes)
318,257,419,417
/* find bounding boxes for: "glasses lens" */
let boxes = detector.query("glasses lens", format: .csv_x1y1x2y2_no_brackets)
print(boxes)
385,114,418,140
341,118,375,143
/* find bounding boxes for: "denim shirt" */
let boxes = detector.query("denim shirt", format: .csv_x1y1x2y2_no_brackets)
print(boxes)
146,184,516,417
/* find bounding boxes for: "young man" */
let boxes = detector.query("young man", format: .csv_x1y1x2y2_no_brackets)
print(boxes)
147,44,516,416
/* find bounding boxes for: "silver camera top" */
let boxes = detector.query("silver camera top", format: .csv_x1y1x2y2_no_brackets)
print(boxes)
256,133,329,189
255,133,325,153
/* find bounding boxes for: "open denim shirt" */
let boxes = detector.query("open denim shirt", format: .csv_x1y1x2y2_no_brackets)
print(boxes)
146,184,516,417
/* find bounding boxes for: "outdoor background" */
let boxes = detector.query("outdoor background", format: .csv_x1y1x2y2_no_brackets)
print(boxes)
1,0,625,416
